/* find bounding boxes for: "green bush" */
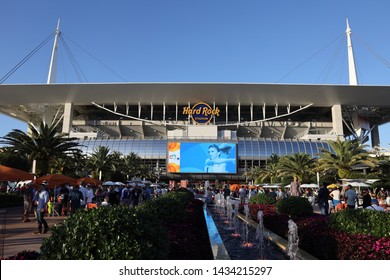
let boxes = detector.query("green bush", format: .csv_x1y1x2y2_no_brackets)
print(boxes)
142,189,195,223
0,193,23,208
275,196,313,218
40,206,168,260
249,193,275,205
329,209,390,237
165,189,194,206
142,196,187,223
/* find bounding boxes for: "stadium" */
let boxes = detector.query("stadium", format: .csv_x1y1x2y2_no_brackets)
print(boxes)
1,21,390,181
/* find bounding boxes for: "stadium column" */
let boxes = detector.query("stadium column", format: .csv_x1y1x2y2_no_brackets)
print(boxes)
62,103,73,134
331,105,344,138
371,125,380,148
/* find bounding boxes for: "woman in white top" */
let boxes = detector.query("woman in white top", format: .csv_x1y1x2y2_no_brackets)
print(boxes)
330,187,341,207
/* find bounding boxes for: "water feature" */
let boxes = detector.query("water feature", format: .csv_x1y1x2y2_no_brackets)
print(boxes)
230,199,241,237
223,197,235,231
240,204,254,248
255,210,265,259
214,193,226,220
206,203,287,260
287,219,299,260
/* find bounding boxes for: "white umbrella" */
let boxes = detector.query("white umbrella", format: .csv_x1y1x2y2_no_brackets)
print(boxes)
347,181,370,187
300,183,319,188
102,181,116,186
16,180,33,187
262,185,280,188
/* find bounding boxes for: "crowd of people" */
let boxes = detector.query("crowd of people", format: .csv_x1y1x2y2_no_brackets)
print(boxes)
15,177,390,235
19,181,171,234
317,184,390,215
203,178,390,217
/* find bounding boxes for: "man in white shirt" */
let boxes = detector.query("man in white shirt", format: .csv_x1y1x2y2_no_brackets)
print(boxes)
85,184,95,206
239,186,247,204
79,182,88,208
120,185,131,206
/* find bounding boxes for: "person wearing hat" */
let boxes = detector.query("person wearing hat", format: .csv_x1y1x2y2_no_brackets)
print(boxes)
33,184,49,234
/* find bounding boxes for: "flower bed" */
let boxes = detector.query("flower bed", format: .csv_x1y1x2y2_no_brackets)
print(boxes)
240,203,390,260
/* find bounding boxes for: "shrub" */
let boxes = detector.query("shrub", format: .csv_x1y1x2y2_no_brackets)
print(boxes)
329,209,390,237
247,204,277,221
2,250,40,260
275,196,313,218
249,193,275,205
295,216,338,259
142,196,187,223
0,193,23,208
165,189,194,205
142,189,195,223
40,206,168,260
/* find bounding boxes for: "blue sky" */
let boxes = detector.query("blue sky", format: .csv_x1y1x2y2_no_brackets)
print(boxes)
1,0,389,146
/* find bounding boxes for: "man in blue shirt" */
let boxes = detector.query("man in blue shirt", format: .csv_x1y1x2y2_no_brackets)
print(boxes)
33,184,49,234
344,185,358,209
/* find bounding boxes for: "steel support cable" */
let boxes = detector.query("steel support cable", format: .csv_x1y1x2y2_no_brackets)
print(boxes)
60,36,82,81
318,36,344,84
275,33,344,83
353,33,390,70
338,47,347,84
62,33,128,82
0,32,55,84
59,42,68,82
60,36,89,82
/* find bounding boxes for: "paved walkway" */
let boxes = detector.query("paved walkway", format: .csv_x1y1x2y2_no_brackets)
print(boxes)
0,207,66,259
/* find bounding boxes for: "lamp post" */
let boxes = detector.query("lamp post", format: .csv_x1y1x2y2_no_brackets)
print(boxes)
155,161,162,183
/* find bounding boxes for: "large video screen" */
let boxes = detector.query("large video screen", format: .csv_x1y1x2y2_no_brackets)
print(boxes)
168,142,237,174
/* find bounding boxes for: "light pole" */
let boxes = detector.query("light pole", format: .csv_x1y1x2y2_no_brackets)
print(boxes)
155,161,162,183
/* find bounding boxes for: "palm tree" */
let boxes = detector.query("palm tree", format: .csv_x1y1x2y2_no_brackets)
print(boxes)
278,153,316,183
376,157,390,180
316,138,376,179
122,152,143,179
243,166,262,183
49,151,87,177
0,147,30,171
258,161,280,183
0,122,81,175
258,153,281,183
243,154,281,184
87,146,116,180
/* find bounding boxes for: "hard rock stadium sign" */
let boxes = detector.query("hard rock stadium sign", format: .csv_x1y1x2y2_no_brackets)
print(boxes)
182,102,220,124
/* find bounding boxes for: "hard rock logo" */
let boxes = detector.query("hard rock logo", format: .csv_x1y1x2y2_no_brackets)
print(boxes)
182,102,220,124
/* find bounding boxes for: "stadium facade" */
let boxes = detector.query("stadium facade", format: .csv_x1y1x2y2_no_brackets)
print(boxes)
1,21,390,180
